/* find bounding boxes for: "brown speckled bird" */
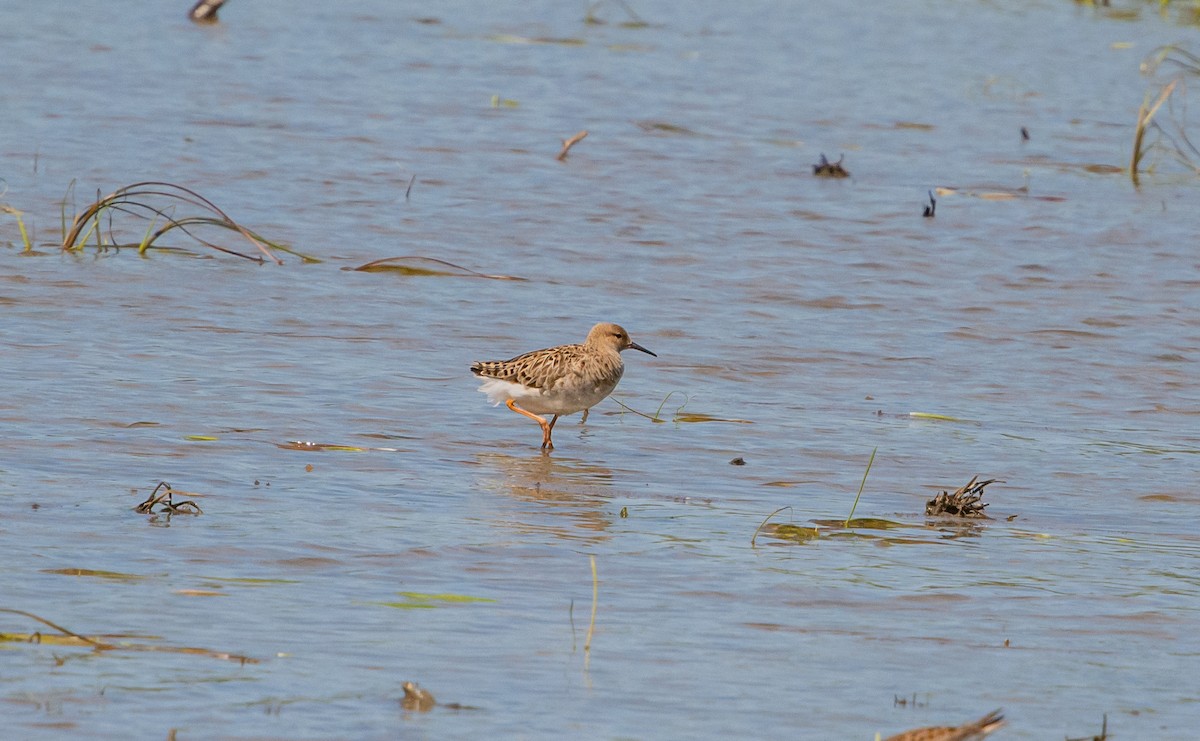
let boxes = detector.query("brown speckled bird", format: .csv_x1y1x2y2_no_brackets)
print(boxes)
471,322,656,449
884,709,1005,741
400,681,436,712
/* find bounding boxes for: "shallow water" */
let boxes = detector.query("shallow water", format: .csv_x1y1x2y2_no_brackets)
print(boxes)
2,1,1199,738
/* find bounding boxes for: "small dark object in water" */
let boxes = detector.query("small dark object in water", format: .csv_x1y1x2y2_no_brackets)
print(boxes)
189,0,227,23
893,693,928,708
1021,126,1030,141
730,457,746,466
925,475,1000,518
884,709,1004,741
923,190,936,218
813,153,849,178
401,681,436,712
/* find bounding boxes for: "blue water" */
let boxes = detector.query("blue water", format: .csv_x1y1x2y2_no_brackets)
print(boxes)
2,1,1199,738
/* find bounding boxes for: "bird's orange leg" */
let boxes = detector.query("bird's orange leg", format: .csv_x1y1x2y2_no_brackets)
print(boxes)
543,415,561,449
505,399,553,449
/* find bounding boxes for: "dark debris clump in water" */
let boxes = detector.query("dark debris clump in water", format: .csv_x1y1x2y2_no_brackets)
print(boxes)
813,153,849,177
925,475,1001,518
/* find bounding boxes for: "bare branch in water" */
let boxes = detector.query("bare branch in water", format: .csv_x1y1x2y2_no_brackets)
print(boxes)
557,130,589,161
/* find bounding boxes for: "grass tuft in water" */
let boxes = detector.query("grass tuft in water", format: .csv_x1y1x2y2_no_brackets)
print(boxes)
1131,79,1179,186
0,204,35,253
59,180,314,263
1129,44,1200,183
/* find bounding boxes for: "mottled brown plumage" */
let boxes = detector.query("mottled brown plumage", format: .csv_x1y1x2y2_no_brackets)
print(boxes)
400,681,435,712
471,322,656,449
884,709,1005,741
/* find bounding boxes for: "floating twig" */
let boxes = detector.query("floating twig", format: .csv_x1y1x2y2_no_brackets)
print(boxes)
557,130,589,161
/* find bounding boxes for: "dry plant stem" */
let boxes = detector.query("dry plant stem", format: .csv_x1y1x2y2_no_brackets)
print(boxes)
1131,79,1178,186
751,506,792,547
610,392,691,423
135,481,203,514
557,130,589,160
146,216,264,257
610,397,659,421
135,481,173,513
1,607,255,664
352,255,524,280
147,216,313,262
0,608,112,649
0,206,33,251
584,555,598,671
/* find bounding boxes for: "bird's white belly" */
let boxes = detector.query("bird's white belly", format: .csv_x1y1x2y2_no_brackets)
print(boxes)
478,377,616,415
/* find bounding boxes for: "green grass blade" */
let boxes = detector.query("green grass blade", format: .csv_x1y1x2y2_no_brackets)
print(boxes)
844,447,877,527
